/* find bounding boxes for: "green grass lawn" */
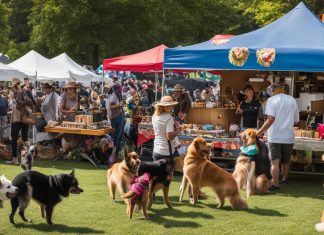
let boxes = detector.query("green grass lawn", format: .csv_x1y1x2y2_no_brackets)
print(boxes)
0,159,323,235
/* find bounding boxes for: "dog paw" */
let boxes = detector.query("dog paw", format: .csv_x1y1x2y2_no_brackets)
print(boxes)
189,198,195,205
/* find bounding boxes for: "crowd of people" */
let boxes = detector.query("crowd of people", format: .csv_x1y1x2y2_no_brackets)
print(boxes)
0,75,299,192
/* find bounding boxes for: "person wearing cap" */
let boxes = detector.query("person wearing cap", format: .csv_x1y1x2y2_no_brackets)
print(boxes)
0,88,8,141
256,82,299,191
9,78,34,165
60,81,79,122
236,84,264,130
172,84,192,124
152,96,181,160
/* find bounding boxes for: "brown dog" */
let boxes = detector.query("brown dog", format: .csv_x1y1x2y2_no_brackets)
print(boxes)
233,129,271,198
180,137,248,209
107,150,140,202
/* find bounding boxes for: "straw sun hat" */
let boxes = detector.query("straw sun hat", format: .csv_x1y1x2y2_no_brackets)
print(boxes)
173,84,184,92
63,81,79,89
155,96,178,107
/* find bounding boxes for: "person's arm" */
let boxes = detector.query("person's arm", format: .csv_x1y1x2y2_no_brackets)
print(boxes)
15,92,30,107
256,115,275,136
165,117,181,140
109,102,123,110
167,128,181,140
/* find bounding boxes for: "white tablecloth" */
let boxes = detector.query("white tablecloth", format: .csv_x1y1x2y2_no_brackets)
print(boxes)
294,138,324,151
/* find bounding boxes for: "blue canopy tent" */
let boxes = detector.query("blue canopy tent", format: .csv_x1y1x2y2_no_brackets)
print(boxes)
164,2,324,72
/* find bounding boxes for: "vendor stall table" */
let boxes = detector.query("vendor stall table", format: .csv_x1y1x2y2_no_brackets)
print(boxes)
291,137,324,175
294,137,324,152
44,126,115,166
186,107,240,131
44,126,115,136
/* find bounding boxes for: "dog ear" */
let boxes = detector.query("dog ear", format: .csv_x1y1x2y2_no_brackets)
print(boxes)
123,147,129,160
70,169,75,176
194,139,200,151
251,130,257,138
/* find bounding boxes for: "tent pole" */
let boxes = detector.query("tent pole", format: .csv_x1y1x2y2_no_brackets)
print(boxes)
102,68,104,94
154,72,158,102
162,69,165,97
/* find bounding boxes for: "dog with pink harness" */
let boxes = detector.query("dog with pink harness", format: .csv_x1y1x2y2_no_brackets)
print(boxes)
122,173,151,219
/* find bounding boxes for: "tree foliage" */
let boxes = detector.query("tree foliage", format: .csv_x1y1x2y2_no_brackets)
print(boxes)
1,0,323,66
0,2,10,51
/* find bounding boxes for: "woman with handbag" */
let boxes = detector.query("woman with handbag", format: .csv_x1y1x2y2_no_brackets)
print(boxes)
152,96,181,161
8,78,34,165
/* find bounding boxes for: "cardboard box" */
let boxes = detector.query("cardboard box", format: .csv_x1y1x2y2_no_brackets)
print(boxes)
311,100,324,113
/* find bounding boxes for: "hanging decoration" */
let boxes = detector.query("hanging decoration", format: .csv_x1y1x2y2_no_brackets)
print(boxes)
256,48,276,67
228,47,250,66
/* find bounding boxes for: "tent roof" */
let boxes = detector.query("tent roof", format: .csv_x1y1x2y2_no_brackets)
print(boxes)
0,62,25,82
8,50,70,80
164,2,324,72
51,53,106,85
103,44,168,72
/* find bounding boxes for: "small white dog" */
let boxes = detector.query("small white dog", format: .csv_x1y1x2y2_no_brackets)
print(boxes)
315,210,324,232
0,175,18,208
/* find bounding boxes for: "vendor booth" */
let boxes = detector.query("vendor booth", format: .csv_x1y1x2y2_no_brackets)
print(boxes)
164,2,324,174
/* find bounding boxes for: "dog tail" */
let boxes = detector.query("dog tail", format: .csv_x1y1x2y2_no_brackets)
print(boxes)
316,223,324,232
122,191,136,199
229,191,248,210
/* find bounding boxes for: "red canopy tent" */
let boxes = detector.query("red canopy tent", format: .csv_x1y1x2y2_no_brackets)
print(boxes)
210,34,235,45
103,44,167,72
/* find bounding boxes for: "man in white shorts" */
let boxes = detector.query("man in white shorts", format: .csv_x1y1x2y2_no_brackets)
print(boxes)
256,83,299,191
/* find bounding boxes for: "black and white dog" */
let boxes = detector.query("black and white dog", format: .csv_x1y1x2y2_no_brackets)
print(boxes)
20,145,37,171
10,170,84,225
0,175,18,208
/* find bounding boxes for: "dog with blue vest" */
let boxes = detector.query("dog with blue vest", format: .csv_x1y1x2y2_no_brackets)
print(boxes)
233,129,272,198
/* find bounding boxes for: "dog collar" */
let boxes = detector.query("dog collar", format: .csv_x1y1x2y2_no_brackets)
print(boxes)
240,144,257,156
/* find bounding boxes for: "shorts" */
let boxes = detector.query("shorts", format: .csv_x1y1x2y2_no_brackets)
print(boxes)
152,149,180,161
268,143,294,164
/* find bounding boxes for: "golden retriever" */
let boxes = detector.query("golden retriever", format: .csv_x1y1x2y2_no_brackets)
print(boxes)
180,137,248,209
233,129,271,198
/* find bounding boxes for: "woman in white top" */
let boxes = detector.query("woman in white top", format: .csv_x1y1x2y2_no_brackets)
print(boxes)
152,96,181,160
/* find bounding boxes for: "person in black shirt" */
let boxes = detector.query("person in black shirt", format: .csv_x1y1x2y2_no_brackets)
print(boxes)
236,85,263,130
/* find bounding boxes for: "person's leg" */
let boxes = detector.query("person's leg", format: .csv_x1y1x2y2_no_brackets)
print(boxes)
271,159,280,187
111,113,124,157
0,116,4,140
21,124,30,146
10,122,22,163
281,144,294,183
268,143,281,189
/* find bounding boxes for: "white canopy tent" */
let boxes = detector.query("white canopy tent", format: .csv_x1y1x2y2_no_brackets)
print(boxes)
8,50,70,81
51,53,109,86
0,62,25,82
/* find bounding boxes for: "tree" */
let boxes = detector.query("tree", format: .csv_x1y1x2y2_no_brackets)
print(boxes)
0,2,10,52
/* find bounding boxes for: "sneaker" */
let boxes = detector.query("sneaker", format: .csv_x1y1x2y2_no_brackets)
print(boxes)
268,185,280,191
279,180,288,185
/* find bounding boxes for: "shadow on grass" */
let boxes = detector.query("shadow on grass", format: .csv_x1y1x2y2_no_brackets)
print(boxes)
149,207,212,228
14,223,104,234
244,207,287,217
32,159,106,171
201,203,287,217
